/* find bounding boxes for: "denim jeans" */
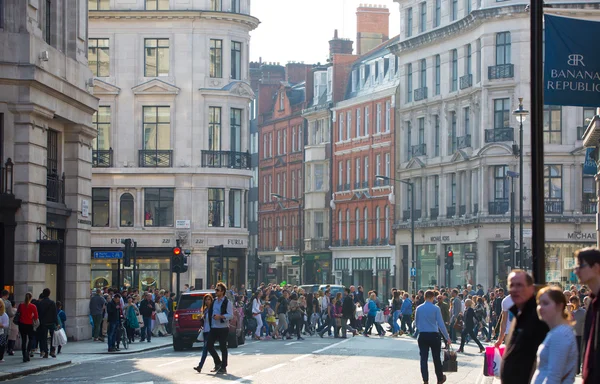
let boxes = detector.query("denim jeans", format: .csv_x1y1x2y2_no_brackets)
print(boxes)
418,332,444,383
141,316,152,341
197,332,211,369
107,320,119,350
393,310,402,333
363,314,384,335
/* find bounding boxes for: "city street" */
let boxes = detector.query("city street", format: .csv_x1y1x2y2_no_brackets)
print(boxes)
7,334,490,384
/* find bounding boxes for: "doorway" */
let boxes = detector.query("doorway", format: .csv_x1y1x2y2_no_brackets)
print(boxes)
45,264,57,301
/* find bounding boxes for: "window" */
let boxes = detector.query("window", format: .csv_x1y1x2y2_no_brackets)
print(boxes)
338,161,343,189
143,106,170,151
347,111,352,139
315,164,324,191
493,98,510,129
584,107,596,125
466,44,472,75
365,106,370,135
375,206,381,239
283,129,287,154
364,156,369,187
88,38,109,77
476,39,482,83
543,105,562,144
434,54,441,95
210,39,223,78
231,0,240,13
144,38,169,77
346,210,350,241
496,32,511,65
292,172,296,198
450,174,456,206
88,0,110,10
363,207,368,240
385,153,391,178
407,64,413,102
355,158,361,186
356,109,361,137
263,135,268,158
144,188,174,227
418,117,425,144
45,0,51,45
420,59,427,90
92,106,111,153
376,154,381,178
145,0,169,10
46,129,59,201
355,208,360,240
450,111,457,153
338,113,344,141
208,188,225,227
451,0,458,21
434,175,439,207
406,8,413,38
406,121,412,160
466,0,471,13
385,205,390,239
120,193,134,227
298,125,303,148
277,131,281,155
451,49,458,91
385,101,391,132
231,41,242,80
464,107,470,136
230,108,242,151
434,0,441,27
208,107,221,150
337,210,342,242
210,0,221,11
229,189,243,227
292,127,296,152
92,188,110,227
279,92,284,111
419,2,427,33
376,104,381,133
276,174,281,194
346,160,351,188
434,115,440,156
494,166,509,200
315,211,324,238
544,165,562,199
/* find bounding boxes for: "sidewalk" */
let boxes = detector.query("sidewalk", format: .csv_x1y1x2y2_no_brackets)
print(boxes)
0,336,172,381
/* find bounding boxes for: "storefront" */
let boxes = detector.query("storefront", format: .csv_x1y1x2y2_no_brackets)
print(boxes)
416,245,439,289
544,241,595,286
304,252,332,284
206,247,246,288
333,255,393,297
443,243,477,288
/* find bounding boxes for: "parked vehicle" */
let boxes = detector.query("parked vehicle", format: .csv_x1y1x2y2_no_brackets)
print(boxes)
172,290,245,351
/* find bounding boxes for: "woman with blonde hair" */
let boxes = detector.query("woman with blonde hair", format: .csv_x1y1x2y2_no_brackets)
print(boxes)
530,286,578,384
457,299,485,353
0,300,8,362
152,295,168,337
17,292,38,362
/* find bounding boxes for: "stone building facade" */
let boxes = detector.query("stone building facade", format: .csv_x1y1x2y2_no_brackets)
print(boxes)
88,0,259,292
0,0,98,340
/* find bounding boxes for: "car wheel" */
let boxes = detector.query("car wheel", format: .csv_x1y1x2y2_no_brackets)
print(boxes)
173,336,184,351
228,332,238,349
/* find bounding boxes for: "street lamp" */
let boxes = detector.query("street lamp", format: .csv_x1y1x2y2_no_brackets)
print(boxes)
271,193,304,284
513,98,529,268
375,175,415,294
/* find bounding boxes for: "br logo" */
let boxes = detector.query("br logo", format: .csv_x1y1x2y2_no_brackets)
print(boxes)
567,54,585,67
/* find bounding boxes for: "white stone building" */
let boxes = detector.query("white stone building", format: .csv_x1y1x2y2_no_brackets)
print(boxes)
88,0,258,292
0,0,98,340
390,0,600,290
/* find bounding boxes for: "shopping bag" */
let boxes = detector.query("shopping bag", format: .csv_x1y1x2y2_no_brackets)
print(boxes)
197,330,204,342
442,346,458,372
53,328,67,346
375,311,385,323
484,346,505,377
157,312,168,324
136,315,144,328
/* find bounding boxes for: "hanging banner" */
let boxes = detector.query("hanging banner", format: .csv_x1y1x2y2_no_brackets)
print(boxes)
583,148,597,176
544,15,600,107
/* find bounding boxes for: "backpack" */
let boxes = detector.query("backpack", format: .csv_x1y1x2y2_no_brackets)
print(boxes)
244,300,253,318
363,300,370,316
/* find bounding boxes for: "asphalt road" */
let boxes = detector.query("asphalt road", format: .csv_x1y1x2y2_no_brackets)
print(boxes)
9,334,489,384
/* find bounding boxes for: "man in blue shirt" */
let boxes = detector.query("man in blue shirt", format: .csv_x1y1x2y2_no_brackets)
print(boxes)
415,290,451,384
205,282,233,375
400,293,414,335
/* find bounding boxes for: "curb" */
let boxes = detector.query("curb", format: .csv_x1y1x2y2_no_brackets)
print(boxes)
0,361,72,382
67,343,172,355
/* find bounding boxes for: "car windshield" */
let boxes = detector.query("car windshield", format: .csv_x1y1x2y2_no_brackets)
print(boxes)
177,294,205,310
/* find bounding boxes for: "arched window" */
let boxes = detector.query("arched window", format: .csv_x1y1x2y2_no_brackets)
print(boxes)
262,219,267,248
385,205,390,241
268,218,272,248
276,217,280,245
363,207,368,241
120,193,134,227
355,208,360,241
345,209,350,242
375,206,381,241
338,210,342,243
283,216,287,246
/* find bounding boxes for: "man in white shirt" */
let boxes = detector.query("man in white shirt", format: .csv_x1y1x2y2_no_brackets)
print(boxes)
494,294,514,348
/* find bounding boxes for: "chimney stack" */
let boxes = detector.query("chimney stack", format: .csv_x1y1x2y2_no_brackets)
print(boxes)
356,4,390,55
329,29,354,59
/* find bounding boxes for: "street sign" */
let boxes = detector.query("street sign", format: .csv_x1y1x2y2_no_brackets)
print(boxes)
93,251,123,259
410,267,416,276
291,256,300,265
175,220,191,229
523,229,533,238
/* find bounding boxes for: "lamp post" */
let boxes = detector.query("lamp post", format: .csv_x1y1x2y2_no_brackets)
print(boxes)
271,193,303,284
376,175,415,294
513,98,529,268
507,170,520,267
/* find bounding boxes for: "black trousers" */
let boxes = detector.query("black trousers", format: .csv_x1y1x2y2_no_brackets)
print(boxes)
18,324,34,360
206,327,228,369
418,332,444,383
459,325,484,351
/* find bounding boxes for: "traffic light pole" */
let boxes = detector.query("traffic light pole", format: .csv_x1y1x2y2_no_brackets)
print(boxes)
510,177,516,266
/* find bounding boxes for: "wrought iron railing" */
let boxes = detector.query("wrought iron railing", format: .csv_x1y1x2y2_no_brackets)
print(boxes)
488,199,509,215
337,184,343,192
414,87,428,102
457,134,471,149
344,183,350,191
402,210,411,221
544,198,564,214
430,207,439,220
375,178,390,187
414,209,422,220
139,149,173,167
308,238,330,251
484,128,514,143
488,64,514,80
583,200,598,214
92,148,113,168
1,158,15,195
362,181,369,188
460,74,473,89
47,172,65,203
201,150,250,169
446,206,456,218
411,143,426,157
473,203,479,215
354,182,361,189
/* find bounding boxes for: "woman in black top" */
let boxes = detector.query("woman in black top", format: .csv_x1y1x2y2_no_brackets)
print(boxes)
391,291,403,337
458,299,485,353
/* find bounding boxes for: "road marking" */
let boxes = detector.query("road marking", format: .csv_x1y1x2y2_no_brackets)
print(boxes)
260,363,287,373
157,358,186,367
284,341,301,346
291,354,311,361
234,375,253,383
101,370,141,380
313,338,350,354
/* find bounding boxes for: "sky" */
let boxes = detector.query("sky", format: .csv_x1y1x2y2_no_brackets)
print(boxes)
250,0,401,65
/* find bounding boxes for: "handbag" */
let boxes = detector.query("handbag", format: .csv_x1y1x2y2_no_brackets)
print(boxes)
453,314,464,331
13,310,20,325
288,310,301,322
197,330,205,342
335,317,342,327
375,310,385,323
157,312,168,324
137,315,144,328
442,345,458,372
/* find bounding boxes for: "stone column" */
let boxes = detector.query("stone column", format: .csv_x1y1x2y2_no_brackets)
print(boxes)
111,189,118,228
63,123,95,341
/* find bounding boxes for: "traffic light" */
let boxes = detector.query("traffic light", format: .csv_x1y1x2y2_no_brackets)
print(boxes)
181,249,190,273
172,246,183,273
503,240,513,266
121,238,132,267
445,250,454,270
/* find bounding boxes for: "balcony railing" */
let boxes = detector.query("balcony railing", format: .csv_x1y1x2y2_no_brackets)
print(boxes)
1,158,15,195
473,203,479,215
414,209,422,220
488,64,514,80
308,238,330,251
544,198,564,214
430,207,439,220
459,205,466,216
414,87,428,102
333,239,341,247
484,128,514,143
402,209,411,221
139,149,173,167
344,183,350,191
362,181,369,188
342,239,349,246
457,134,472,149
446,206,456,218
92,149,113,168
375,178,390,187
201,150,250,169
577,126,586,140
459,74,473,89
47,172,65,203
354,182,361,189
583,200,598,214
411,143,426,157
488,199,509,215
337,184,343,192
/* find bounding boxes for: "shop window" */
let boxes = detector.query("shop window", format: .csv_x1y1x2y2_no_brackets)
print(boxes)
120,193,134,227
144,38,169,77
208,188,225,227
144,188,174,227
229,189,242,228
543,105,562,144
92,188,110,227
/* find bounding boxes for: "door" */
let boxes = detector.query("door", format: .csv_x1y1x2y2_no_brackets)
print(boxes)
45,264,57,302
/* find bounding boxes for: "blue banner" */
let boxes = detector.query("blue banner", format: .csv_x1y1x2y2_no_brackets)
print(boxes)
544,15,600,107
584,148,597,176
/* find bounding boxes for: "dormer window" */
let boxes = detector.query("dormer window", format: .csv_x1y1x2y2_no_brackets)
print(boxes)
352,70,357,92
279,92,284,110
